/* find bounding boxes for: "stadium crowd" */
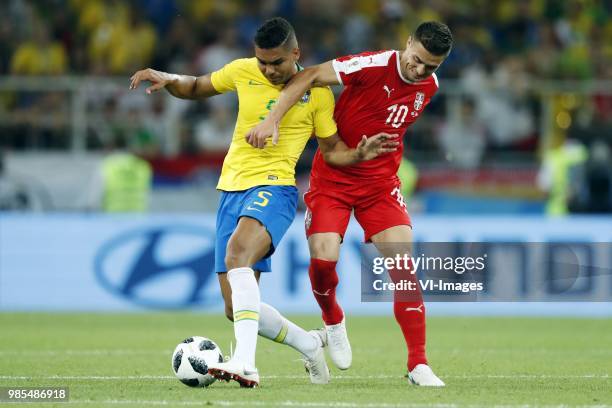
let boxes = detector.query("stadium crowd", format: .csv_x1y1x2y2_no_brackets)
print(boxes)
0,0,610,212
2,0,610,78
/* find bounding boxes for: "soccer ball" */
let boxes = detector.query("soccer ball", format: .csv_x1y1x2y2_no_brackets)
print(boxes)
171,336,223,387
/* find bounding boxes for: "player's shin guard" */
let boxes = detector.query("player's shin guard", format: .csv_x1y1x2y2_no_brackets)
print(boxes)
309,258,344,325
227,267,260,368
389,265,428,372
258,302,318,358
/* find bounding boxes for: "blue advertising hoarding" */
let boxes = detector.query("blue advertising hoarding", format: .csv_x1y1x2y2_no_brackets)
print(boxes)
1,214,611,316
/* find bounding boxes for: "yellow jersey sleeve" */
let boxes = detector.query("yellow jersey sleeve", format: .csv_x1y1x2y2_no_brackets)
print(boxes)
210,59,247,93
312,87,337,139
212,58,339,191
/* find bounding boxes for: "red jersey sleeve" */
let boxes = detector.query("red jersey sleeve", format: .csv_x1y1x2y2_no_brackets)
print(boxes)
332,50,395,87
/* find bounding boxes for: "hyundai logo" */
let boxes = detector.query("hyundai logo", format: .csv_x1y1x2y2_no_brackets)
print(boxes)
94,225,219,308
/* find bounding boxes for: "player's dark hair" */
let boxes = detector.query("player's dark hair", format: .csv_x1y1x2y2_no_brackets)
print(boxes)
254,17,297,50
414,21,453,56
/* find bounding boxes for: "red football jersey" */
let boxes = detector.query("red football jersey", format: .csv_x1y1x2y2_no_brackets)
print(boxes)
311,50,439,184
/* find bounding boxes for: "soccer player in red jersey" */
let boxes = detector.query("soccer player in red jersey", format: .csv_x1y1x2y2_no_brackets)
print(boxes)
246,22,453,386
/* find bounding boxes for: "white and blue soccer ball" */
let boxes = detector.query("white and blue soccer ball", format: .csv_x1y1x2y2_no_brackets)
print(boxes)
172,336,223,387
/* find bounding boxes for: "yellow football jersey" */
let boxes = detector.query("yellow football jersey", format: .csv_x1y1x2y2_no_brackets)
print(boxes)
210,58,337,191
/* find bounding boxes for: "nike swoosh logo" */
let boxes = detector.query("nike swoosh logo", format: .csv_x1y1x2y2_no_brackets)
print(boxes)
246,206,262,212
248,80,264,86
312,289,331,296
405,305,423,313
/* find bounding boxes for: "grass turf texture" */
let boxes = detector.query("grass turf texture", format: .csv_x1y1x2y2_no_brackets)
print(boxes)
0,313,610,407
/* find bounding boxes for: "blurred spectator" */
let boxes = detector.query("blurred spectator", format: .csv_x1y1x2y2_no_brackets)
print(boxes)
88,92,162,156
398,157,419,199
73,0,119,35
140,93,172,156
0,151,30,210
441,21,489,79
87,98,123,150
87,1,156,74
111,5,157,74
0,5,16,75
567,105,612,213
194,104,234,153
10,21,67,75
195,27,241,74
0,0,606,80
555,44,593,80
461,55,535,150
438,97,486,169
152,16,198,74
194,26,241,109
525,22,561,78
581,140,612,213
7,14,70,155
341,2,374,54
122,107,161,159
139,0,178,35
293,0,334,60
568,103,611,149
234,1,266,47
537,139,588,216
0,0,609,216
491,0,539,54
83,137,152,212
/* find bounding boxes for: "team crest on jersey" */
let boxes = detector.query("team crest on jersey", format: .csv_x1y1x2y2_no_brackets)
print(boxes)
304,208,312,230
300,90,311,104
414,92,425,111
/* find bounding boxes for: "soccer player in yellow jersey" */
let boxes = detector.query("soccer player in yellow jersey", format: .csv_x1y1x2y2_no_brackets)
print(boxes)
130,17,397,387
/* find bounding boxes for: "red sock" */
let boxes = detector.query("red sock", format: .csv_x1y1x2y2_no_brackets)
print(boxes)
394,299,428,371
308,258,344,325
389,264,428,372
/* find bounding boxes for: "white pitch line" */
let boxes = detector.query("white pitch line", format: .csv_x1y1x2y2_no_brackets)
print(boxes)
62,400,612,408
351,348,612,354
0,350,171,356
437,348,612,355
0,374,609,381
67,401,444,408
0,375,176,380
2,348,611,357
445,374,610,379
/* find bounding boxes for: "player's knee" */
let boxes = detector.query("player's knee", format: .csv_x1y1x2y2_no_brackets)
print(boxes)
225,240,249,270
309,238,339,261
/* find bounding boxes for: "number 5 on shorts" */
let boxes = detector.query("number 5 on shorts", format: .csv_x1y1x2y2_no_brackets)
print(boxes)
253,191,272,207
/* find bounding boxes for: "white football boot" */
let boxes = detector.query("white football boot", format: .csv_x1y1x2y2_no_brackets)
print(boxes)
324,318,352,370
407,364,445,387
207,358,259,388
303,330,330,384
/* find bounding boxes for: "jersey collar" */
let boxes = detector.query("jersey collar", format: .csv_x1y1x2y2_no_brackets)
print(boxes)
395,51,414,84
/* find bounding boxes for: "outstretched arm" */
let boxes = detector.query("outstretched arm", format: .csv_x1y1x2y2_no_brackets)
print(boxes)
246,61,339,147
129,68,219,99
317,133,399,167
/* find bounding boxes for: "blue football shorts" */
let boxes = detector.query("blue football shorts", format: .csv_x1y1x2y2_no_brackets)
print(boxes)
214,185,298,273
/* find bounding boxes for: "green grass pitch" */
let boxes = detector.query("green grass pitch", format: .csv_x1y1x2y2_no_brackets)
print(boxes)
0,313,610,407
